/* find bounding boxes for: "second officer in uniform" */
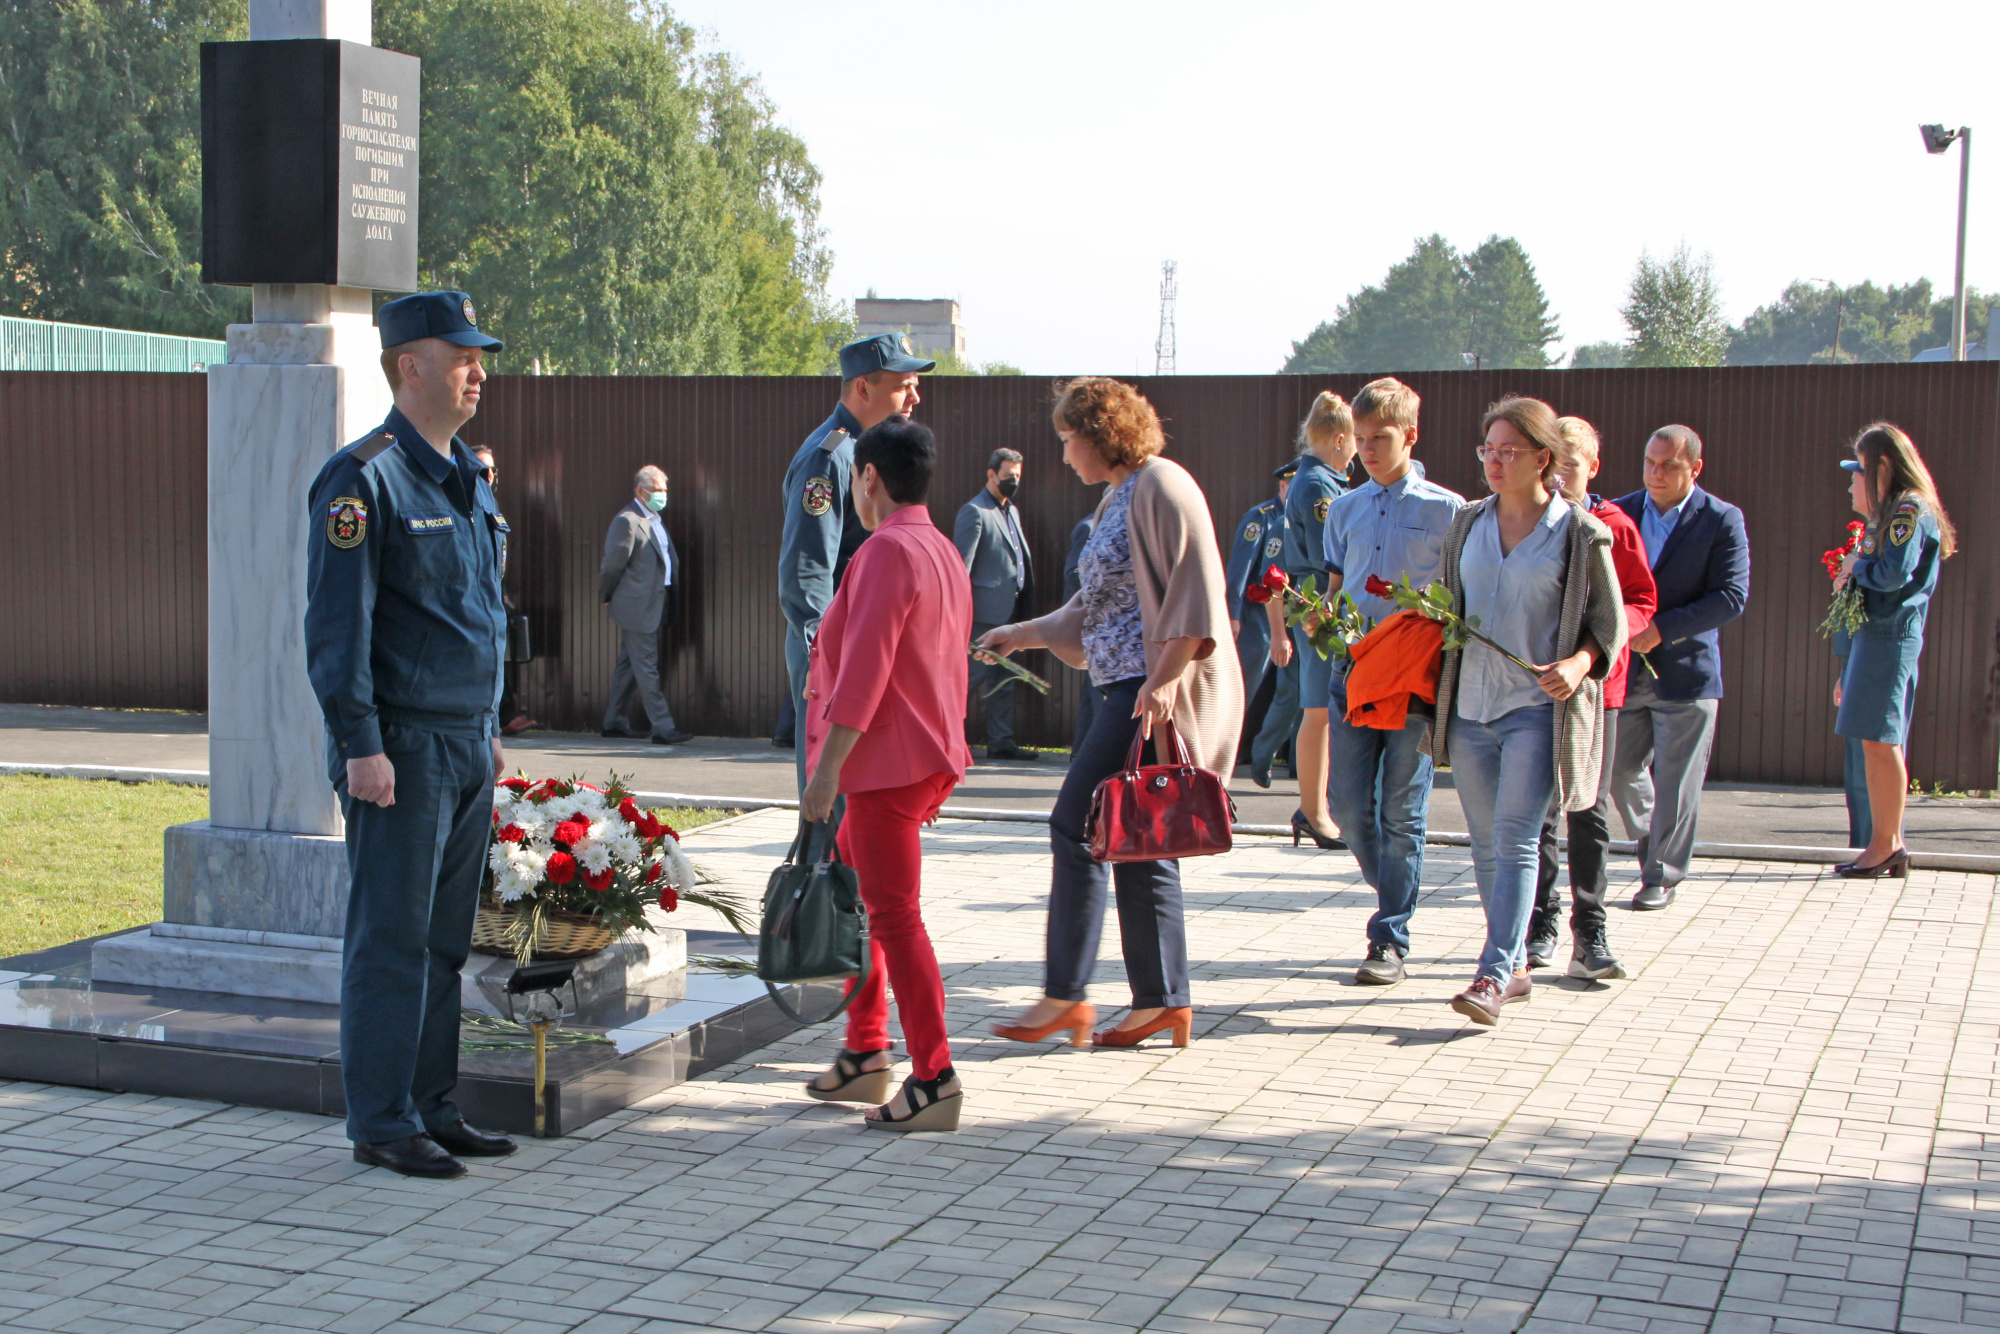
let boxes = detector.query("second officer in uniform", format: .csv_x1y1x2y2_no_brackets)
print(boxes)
1245,458,1301,787
305,291,513,1179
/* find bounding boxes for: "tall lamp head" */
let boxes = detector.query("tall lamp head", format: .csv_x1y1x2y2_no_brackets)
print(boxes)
1921,123,1965,154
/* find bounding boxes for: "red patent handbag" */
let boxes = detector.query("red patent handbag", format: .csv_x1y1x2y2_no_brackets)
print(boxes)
1088,719,1237,862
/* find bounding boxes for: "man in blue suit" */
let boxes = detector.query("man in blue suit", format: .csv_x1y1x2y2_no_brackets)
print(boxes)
1611,425,1750,910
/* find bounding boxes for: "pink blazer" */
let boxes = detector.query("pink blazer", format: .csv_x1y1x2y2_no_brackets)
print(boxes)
805,506,975,793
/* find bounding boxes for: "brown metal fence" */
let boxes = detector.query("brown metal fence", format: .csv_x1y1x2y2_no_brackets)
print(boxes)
4,364,1997,788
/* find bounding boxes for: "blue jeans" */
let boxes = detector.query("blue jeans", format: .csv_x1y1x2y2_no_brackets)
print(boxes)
1046,677,1189,1008
1325,664,1435,953
1450,703,1557,985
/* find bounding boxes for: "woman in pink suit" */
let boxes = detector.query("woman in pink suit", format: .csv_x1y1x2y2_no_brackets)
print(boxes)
799,416,975,1133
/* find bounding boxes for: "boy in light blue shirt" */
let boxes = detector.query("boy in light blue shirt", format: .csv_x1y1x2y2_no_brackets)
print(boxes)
1319,378,1465,986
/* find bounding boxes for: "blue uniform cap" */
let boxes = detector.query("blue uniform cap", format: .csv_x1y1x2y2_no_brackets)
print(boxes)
838,332,935,378
1839,459,1863,472
1273,457,1301,479
378,290,504,351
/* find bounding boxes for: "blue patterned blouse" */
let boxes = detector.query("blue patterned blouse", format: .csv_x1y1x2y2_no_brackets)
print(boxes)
1079,474,1148,687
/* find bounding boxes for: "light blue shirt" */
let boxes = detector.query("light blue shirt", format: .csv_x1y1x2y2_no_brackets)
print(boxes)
1639,493,1687,568
648,510,673,586
1455,495,1570,724
1322,467,1466,626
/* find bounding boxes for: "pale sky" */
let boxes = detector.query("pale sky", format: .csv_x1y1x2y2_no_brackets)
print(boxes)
667,0,1998,375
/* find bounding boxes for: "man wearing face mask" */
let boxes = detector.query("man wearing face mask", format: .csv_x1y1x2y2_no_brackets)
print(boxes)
955,448,1036,760
599,465,690,744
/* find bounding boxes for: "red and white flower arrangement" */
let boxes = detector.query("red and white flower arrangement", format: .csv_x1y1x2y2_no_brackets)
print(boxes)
486,773,749,963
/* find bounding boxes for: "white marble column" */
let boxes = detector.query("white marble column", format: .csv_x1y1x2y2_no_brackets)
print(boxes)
92,0,387,1001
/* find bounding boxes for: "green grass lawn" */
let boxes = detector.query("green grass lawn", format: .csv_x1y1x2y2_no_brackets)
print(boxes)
0,775,737,961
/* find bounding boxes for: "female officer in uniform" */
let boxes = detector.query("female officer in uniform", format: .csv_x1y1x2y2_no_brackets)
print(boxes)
1282,392,1354,848
1833,422,1956,879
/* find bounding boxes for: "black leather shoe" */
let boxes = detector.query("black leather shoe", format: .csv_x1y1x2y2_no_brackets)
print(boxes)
352,1135,466,1179
1250,762,1272,790
651,729,694,745
771,735,795,749
601,727,644,739
427,1118,517,1158
1631,883,1676,911
987,746,1040,761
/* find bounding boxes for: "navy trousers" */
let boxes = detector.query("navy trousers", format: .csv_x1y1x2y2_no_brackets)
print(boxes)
1045,677,1190,1009
334,722,493,1144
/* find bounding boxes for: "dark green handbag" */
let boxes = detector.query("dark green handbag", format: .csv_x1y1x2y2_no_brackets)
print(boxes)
758,818,871,1024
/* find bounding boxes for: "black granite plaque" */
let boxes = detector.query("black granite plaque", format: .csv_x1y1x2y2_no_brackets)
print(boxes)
201,39,420,291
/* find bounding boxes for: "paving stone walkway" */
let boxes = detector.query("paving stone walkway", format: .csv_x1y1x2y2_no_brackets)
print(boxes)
2,809,1995,1334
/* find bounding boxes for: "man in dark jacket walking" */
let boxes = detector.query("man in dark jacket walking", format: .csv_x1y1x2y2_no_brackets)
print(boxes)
1611,425,1750,909
600,465,690,744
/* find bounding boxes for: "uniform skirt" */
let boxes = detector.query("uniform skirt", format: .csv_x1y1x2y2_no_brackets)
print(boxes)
1294,622,1334,706
1836,631,1922,746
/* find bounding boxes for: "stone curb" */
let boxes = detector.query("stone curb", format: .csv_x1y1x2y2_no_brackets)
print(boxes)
6,764,1996,874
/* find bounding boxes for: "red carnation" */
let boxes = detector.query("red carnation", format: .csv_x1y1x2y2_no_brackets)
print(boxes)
658,887,679,913
1364,574,1394,598
552,819,589,848
644,861,662,884
497,824,526,844
635,812,664,839
659,823,679,843
1244,583,1272,605
619,798,641,825
499,777,530,793
546,852,577,884
583,867,614,893
1261,564,1289,592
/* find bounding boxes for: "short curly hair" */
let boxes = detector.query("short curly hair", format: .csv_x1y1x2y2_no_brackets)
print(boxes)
1051,377,1164,469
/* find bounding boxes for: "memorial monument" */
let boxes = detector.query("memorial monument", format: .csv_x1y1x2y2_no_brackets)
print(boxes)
93,0,416,1001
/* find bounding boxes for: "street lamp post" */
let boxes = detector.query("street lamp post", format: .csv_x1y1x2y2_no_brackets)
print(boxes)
1920,123,1972,361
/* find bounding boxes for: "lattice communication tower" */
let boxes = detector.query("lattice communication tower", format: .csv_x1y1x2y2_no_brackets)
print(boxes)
1154,260,1177,375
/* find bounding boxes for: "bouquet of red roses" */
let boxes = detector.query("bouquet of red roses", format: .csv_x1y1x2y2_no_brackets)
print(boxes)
1818,521,1868,637
1361,573,1543,676
1246,565,1370,661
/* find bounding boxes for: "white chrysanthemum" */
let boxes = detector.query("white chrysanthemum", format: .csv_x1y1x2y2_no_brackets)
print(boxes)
487,842,512,874
491,790,515,819
658,838,699,890
512,814,548,843
495,868,534,903
609,833,642,865
577,841,614,874
508,845,548,878
573,788,610,816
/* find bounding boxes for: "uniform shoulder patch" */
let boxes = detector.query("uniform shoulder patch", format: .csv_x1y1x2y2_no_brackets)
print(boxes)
1314,496,1331,523
1243,520,1262,545
1264,535,1284,559
326,496,369,549
348,432,397,465
1888,498,1920,546
802,476,834,517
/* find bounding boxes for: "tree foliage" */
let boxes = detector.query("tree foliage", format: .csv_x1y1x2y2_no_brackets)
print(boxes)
0,0,249,335
0,0,846,372
1569,341,1628,369
1727,278,1998,365
1282,233,1558,373
1620,243,1731,367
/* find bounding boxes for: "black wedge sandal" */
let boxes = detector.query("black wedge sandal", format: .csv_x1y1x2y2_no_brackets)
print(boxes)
805,1048,896,1104
865,1067,963,1133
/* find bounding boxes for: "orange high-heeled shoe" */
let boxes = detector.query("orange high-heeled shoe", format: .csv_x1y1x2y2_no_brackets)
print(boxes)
992,1001,1096,1047
1092,1006,1193,1049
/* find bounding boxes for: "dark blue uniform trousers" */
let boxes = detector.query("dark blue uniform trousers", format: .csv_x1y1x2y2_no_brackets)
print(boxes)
335,722,493,1144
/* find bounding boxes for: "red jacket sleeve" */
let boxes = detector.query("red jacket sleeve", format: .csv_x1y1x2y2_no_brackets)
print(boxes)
822,535,916,734
1606,507,1657,635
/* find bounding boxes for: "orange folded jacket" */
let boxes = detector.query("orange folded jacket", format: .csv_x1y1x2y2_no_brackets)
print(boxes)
1343,610,1443,730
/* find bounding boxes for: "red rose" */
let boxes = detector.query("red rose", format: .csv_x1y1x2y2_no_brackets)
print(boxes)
1261,564,1289,592
499,777,530,794
619,798,641,825
546,852,577,884
1848,521,1865,533
1244,584,1272,604
644,862,662,884
658,887,679,913
1364,574,1394,598
497,824,526,844
552,819,589,848
583,867,614,892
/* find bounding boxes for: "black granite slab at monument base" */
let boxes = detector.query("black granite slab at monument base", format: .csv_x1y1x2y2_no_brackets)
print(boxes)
0,931,833,1137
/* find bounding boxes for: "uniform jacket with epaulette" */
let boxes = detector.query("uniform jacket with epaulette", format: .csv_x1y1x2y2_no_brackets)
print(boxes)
778,404,869,638
304,406,509,759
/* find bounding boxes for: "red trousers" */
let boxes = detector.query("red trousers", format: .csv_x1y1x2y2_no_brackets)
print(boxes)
835,771,956,1079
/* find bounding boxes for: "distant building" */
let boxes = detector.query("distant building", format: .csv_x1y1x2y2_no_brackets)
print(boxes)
1911,309,1998,362
0,315,226,372
855,298,965,359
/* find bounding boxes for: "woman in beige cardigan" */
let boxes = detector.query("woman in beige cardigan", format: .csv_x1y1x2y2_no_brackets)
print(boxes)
1426,395,1626,1027
977,378,1242,1049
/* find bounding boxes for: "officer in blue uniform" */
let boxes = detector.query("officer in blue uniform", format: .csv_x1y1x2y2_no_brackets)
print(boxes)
778,333,934,792
1247,459,1302,787
1225,484,1284,705
305,291,513,1179
1282,447,1347,711
1833,450,1946,877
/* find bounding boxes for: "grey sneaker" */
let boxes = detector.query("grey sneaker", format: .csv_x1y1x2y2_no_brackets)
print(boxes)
1355,942,1405,986
1525,929,1559,969
1568,927,1627,981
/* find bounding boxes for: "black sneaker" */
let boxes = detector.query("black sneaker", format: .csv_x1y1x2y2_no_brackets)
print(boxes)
1355,942,1405,986
1525,927,1559,970
1568,926,1627,981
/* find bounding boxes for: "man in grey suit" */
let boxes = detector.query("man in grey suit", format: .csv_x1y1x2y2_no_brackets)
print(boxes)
599,465,691,744
956,448,1036,760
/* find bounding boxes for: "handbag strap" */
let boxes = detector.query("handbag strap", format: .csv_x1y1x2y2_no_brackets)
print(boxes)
1122,715,1195,770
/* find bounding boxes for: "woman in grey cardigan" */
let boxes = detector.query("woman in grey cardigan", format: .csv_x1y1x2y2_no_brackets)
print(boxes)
1425,396,1626,1027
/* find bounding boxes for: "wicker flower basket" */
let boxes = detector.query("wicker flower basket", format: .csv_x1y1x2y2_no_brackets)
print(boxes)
470,904,618,960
